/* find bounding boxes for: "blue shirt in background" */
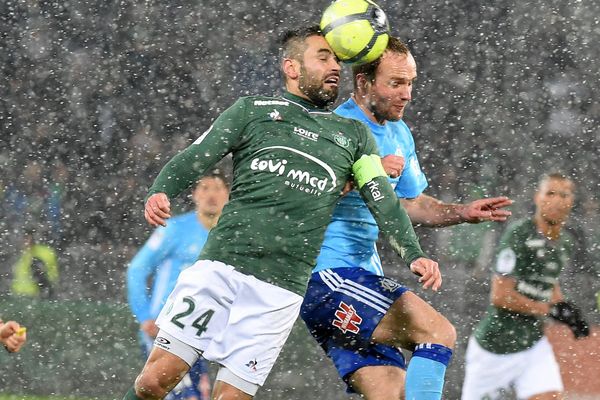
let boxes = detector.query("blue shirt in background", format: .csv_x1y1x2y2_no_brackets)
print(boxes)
127,211,209,323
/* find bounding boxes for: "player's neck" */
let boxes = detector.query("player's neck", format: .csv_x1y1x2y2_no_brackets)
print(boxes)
352,93,385,125
197,212,220,230
534,215,563,241
284,88,324,110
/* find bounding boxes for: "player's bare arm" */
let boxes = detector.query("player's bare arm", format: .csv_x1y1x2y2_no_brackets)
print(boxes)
353,154,443,289
401,194,513,227
140,320,159,338
144,193,171,227
490,274,551,316
551,284,564,304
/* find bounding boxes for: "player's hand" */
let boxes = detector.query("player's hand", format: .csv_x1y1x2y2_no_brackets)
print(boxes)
145,193,171,227
1,321,27,353
341,180,355,196
381,155,405,178
549,301,590,339
459,196,513,223
409,257,442,291
141,319,159,338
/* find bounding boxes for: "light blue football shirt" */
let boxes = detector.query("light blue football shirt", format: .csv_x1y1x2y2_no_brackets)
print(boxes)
127,211,209,323
314,97,428,276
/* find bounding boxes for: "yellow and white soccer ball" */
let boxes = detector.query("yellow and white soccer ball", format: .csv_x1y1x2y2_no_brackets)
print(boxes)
320,0,390,65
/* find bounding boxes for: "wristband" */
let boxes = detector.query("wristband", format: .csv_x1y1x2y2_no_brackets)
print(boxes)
352,154,387,189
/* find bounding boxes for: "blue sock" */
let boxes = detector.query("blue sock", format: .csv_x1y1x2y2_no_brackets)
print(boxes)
405,343,453,400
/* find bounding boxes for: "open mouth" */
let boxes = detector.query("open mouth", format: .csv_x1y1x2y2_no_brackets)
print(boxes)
324,75,340,86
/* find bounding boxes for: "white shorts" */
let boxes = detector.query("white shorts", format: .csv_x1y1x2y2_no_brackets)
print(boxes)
462,335,563,400
155,259,303,389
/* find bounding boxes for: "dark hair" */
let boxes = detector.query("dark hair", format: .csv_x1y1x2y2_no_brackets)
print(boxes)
280,25,322,61
352,36,410,89
198,169,229,188
538,172,573,189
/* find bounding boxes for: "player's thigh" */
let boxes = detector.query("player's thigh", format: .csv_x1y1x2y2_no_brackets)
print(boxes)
527,392,563,400
136,346,190,395
301,269,409,351
203,271,302,387
371,291,455,349
326,341,406,393
515,337,563,399
349,365,406,400
461,337,521,400
155,260,237,352
212,380,253,400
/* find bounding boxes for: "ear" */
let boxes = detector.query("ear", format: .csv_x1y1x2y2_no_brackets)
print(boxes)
355,74,371,94
283,58,300,80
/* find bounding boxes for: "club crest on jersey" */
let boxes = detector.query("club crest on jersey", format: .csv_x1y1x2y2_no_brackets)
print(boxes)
333,132,350,148
269,109,282,121
380,277,401,292
332,301,363,334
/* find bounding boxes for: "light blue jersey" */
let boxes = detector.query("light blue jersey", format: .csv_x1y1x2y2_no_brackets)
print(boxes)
127,211,209,323
314,98,428,276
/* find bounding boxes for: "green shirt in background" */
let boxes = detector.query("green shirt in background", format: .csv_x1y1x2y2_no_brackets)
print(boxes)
475,218,573,353
148,92,424,295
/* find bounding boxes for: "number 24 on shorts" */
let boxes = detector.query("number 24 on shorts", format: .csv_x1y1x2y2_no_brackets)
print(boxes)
170,296,215,336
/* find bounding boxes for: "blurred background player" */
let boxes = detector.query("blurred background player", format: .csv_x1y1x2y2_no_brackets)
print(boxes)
11,228,59,300
127,171,230,400
0,318,27,353
301,37,513,400
462,172,589,400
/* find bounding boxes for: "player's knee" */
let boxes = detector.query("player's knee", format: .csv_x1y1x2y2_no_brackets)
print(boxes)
436,317,456,349
422,315,456,349
134,373,168,400
350,366,405,400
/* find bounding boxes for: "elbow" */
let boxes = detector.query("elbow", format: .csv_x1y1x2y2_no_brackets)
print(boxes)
490,292,507,309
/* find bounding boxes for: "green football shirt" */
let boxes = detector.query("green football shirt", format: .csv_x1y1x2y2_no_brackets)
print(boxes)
474,218,573,353
148,92,425,295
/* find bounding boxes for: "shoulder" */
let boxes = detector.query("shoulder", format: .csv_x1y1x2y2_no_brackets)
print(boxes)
497,219,531,249
559,229,577,249
169,211,195,226
334,98,359,117
503,218,531,237
328,112,370,135
242,95,293,108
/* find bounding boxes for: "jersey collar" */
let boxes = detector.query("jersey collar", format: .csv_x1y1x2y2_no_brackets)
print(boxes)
282,92,331,113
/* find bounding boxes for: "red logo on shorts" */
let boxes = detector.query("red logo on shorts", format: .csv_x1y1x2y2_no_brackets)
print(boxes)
332,301,362,334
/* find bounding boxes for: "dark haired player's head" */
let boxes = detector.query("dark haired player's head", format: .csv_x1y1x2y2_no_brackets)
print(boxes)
198,168,229,189
280,25,341,108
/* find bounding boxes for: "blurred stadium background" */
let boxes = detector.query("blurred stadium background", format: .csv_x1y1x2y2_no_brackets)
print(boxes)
0,0,598,398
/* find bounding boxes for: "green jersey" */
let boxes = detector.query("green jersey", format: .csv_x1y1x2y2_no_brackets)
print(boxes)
474,218,573,354
148,92,425,295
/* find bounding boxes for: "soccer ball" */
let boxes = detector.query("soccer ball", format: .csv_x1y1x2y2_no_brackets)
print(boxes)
320,0,390,65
